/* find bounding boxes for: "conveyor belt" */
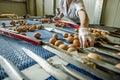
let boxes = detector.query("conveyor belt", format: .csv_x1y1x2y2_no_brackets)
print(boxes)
1,19,119,80
0,30,102,80
0,35,55,79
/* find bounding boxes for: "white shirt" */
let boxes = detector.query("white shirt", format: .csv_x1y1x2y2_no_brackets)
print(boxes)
59,0,85,23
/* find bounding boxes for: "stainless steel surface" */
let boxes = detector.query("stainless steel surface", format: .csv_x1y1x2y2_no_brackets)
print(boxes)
0,55,28,80
22,48,76,80
89,58,120,74
60,64,92,80
47,56,91,80
104,35,120,45
42,44,112,80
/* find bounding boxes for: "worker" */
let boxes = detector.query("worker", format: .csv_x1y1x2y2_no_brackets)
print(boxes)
54,0,95,48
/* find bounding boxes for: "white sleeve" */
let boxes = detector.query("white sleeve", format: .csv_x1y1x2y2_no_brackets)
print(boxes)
59,0,64,12
75,0,85,16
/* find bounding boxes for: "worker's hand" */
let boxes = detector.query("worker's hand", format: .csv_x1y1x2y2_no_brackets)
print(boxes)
53,16,61,22
79,28,95,48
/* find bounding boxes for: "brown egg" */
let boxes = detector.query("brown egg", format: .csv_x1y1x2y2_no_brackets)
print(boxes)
63,33,68,38
115,63,120,69
75,28,79,33
10,20,15,26
52,33,58,39
34,33,41,39
73,39,80,47
87,53,101,60
67,36,74,43
32,24,37,29
88,28,93,32
2,22,6,27
49,38,57,45
74,35,79,40
93,32,100,37
101,31,109,35
55,40,64,46
21,27,27,32
37,25,44,29
67,47,77,52
58,44,68,50
68,44,77,49
29,26,35,32
16,28,22,33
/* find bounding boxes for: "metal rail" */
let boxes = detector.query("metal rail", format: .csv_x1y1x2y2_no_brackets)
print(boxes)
0,55,28,80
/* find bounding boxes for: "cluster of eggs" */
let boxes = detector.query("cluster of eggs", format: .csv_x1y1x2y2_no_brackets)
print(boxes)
1,20,26,27
55,22,66,28
10,20,27,26
40,18,52,24
49,33,81,52
74,28,109,37
89,28,109,37
14,24,44,33
13,24,43,39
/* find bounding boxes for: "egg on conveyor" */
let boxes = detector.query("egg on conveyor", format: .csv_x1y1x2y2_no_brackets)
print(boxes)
73,39,80,47
115,63,120,69
55,40,64,46
87,53,101,60
63,33,68,38
49,38,57,45
34,33,41,39
58,44,68,50
67,47,77,52
52,33,58,39
67,36,74,43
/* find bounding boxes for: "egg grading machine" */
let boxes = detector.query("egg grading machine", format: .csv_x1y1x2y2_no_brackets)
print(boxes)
0,19,120,80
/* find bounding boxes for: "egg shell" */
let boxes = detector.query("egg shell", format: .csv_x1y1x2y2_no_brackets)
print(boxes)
58,44,68,50
52,33,58,39
34,33,41,39
88,53,101,60
55,40,64,46
49,38,57,45
63,33,68,38
67,36,74,43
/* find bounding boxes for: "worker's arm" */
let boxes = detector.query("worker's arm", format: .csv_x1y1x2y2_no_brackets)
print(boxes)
78,9,95,48
78,9,89,28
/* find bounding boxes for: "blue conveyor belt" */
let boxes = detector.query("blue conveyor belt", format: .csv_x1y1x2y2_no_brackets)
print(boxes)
0,35,55,79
